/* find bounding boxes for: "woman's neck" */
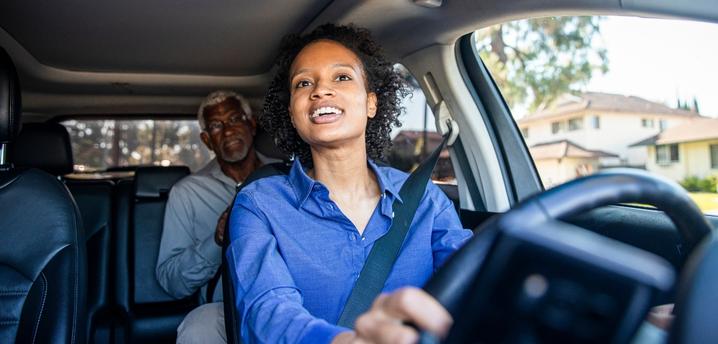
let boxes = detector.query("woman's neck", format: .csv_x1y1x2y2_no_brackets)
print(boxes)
309,145,379,199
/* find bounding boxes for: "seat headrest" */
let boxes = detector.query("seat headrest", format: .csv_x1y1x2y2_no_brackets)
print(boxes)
12,122,74,175
254,125,290,162
134,166,190,199
0,48,21,145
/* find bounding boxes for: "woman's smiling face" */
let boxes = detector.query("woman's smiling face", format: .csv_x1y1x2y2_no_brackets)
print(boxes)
288,39,377,151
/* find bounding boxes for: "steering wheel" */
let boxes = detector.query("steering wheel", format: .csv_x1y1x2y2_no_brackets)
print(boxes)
424,168,714,343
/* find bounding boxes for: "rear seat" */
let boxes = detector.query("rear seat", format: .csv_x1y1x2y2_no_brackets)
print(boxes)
114,166,195,343
12,122,115,343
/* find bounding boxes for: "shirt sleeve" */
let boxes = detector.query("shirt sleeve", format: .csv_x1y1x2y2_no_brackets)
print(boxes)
156,182,222,299
227,191,349,344
429,184,473,269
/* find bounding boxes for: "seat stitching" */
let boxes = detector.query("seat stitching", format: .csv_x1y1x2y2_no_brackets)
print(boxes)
71,212,81,344
31,273,47,344
0,291,29,296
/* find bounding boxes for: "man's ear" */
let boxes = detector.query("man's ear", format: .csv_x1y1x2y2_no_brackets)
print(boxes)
200,131,213,150
367,92,378,119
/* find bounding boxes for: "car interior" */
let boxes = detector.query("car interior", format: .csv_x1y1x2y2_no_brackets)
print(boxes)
1,0,717,343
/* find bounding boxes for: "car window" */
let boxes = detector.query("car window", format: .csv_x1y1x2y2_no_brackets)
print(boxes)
61,119,212,172
474,16,718,215
389,65,456,184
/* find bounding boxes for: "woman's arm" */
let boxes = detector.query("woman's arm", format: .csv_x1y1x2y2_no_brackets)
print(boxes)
428,186,473,269
227,192,349,343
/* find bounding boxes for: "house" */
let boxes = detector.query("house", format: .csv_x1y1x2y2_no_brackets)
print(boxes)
529,140,618,187
518,92,699,170
390,130,454,182
630,118,718,182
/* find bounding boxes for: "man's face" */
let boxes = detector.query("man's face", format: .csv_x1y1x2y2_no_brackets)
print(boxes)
200,98,256,164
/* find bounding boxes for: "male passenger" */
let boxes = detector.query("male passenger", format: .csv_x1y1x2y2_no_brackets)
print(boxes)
156,90,261,343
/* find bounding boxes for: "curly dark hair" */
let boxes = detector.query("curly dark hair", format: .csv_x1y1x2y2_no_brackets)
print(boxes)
261,23,409,167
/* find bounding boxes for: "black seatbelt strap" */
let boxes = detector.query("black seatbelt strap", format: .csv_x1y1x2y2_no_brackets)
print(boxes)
337,131,450,328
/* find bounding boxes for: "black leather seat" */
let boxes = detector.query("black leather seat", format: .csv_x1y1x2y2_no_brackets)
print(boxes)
12,122,115,343
0,48,87,343
114,166,195,343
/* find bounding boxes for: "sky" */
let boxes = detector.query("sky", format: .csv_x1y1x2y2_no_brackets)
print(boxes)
586,16,718,118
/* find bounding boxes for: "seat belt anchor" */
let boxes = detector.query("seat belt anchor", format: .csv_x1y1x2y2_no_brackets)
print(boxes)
433,100,459,146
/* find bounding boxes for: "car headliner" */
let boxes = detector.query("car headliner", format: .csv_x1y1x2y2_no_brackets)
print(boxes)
0,0,716,118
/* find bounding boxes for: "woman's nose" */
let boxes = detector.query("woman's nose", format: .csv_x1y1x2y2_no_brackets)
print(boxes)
310,80,335,99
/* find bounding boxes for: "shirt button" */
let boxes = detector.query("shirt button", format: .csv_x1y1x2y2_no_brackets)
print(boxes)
391,211,395,218
361,236,366,241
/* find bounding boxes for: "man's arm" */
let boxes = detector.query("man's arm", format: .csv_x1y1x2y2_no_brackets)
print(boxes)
156,183,222,299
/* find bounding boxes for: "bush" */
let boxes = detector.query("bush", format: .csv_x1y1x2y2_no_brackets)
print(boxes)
681,175,718,193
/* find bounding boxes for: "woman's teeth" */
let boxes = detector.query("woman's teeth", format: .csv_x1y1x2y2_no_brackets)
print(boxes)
311,106,342,118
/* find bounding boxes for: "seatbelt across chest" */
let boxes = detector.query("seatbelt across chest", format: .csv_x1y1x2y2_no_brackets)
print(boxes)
337,131,450,328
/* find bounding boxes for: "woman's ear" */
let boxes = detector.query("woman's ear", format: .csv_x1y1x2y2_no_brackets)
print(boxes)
289,108,296,128
367,92,378,119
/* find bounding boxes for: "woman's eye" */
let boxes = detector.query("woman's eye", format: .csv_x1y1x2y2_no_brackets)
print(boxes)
295,80,311,88
336,74,351,81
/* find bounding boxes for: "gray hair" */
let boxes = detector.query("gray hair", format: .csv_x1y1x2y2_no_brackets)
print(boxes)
197,90,253,129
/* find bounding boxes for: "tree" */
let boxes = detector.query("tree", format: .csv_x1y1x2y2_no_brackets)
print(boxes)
475,17,609,112
692,97,701,114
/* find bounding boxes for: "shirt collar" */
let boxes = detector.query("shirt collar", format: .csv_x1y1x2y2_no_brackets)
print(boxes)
205,158,239,189
288,159,402,208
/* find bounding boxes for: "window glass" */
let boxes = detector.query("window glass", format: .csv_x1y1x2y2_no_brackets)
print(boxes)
710,144,718,169
61,119,212,172
475,16,718,214
389,65,456,183
656,144,679,164
568,118,583,131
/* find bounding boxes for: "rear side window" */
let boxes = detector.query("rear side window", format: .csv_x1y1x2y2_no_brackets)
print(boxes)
61,119,211,172
389,65,456,184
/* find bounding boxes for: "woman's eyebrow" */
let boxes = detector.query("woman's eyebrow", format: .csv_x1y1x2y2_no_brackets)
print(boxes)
291,63,358,78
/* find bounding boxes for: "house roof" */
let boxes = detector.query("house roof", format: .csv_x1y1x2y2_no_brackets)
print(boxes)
629,118,718,146
519,92,698,124
529,140,618,160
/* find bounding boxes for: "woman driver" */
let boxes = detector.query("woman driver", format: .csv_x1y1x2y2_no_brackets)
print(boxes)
226,24,471,343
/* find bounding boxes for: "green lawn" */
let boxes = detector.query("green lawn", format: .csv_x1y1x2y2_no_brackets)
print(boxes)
689,192,718,216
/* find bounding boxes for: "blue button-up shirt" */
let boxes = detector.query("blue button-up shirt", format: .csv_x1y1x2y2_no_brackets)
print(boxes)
227,159,472,344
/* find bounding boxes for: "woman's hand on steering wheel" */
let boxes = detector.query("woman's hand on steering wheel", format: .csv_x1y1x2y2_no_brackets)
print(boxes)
332,287,452,344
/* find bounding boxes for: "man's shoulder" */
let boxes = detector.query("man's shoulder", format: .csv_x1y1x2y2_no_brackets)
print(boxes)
173,172,218,190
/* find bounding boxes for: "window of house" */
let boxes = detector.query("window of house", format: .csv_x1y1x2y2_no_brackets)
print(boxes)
656,144,679,164
61,119,212,173
568,117,583,131
474,15,718,213
711,144,718,169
